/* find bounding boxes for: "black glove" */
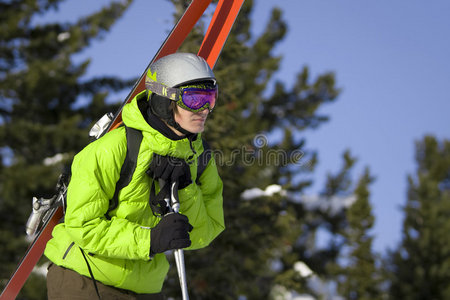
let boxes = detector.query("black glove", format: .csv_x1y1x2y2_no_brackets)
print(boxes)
147,154,192,189
150,213,193,256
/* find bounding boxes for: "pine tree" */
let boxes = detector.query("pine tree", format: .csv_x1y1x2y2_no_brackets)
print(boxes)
0,1,133,298
334,166,382,299
388,135,450,299
268,151,355,298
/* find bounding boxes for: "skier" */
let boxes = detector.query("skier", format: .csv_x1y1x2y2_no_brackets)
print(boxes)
44,53,225,299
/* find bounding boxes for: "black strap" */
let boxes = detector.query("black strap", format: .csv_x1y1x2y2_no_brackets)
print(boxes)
80,247,101,300
105,126,143,218
196,139,212,185
149,178,171,216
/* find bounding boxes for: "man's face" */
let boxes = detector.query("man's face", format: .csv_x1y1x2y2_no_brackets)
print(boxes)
174,107,209,134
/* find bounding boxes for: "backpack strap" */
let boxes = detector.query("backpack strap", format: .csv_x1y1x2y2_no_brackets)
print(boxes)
196,139,212,185
105,126,143,219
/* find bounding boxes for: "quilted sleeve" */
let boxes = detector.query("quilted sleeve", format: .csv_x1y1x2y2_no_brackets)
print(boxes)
64,128,151,260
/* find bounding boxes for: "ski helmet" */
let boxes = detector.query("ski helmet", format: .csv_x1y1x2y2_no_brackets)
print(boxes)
145,53,216,128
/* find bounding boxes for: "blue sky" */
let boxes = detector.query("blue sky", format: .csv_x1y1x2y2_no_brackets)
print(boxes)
42,0,450,252
254,0,450,252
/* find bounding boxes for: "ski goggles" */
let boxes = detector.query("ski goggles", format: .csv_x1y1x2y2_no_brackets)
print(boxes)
146,81,218,113
177,87,217,112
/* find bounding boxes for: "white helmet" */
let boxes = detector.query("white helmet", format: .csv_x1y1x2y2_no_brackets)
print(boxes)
146,53,215,88
145,53,216,129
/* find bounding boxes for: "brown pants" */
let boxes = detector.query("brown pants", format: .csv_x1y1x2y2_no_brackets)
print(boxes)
47,264,164,300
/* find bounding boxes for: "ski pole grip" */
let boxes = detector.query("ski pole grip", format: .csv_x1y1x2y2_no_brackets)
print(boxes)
170,181,180,213
158,179,171,212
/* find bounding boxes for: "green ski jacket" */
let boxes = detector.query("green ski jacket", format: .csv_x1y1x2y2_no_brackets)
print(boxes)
44,91,225,293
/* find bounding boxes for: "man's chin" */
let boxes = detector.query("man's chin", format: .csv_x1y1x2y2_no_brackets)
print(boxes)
190,125,205,134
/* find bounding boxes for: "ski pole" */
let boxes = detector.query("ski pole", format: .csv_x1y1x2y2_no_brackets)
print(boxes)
159,179,189,300
170,181,189,300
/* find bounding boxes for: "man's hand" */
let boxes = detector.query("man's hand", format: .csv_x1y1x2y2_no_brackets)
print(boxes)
147,154,192,189
150,213,193,256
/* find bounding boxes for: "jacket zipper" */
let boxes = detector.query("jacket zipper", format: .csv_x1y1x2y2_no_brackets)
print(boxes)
187,134,197,162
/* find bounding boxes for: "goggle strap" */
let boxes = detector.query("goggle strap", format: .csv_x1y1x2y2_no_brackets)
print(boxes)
145,81,180,101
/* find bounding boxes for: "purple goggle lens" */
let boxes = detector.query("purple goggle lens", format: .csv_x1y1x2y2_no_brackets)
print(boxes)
181,88,217,111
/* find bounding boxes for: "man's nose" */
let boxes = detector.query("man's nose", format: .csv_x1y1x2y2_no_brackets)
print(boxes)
197,108,209,116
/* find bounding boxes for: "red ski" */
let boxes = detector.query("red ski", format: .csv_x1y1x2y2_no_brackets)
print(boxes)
0,0,244,299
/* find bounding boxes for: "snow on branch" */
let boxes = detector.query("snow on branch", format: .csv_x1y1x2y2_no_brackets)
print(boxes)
241,184,287,200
